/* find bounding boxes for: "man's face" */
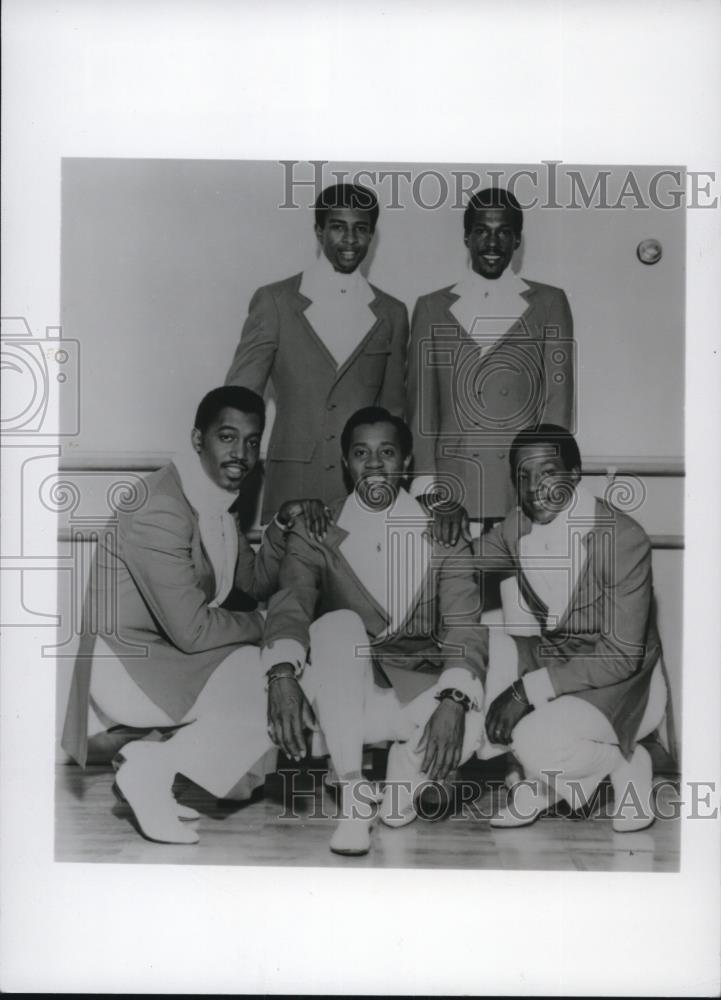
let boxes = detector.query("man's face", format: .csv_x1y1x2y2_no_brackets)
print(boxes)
514,444,580,525
344,421,411,509
315,208,374,274
464,207,520,280
191,407,263,493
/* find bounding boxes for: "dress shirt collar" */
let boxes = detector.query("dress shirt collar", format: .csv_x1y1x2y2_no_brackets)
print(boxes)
299,250,374,304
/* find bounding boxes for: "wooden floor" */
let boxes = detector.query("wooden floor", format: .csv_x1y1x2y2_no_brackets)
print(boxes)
55,763,680,871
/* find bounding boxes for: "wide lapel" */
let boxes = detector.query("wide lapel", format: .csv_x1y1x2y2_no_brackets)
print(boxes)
551,503,609,631
471,280,540,365
511,511,551,625
289,275,340,373
321,520,391,632
331,286,387,387
440,284,539,368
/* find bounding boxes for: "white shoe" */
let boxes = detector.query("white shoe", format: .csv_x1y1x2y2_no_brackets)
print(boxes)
378,741,425,828
329,818,372,856
490,781,551,829
176,804,201,821
113,743,200,822
329,779,375,856
114,742,199,845
611,744,655,833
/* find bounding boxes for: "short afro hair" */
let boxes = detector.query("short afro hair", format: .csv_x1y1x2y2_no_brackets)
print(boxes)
194,386,265,434
509,424,582,486
463,187,524,239
315,183,380,232
340,406,413,459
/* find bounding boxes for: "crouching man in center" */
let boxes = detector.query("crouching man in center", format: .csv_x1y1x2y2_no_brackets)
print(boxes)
261,406,487,856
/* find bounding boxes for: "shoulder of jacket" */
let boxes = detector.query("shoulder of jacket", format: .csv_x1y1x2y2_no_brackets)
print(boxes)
368,284,407,313
416,284,457,307
522,278,567,300
253,273,304,298
593,500,651,552
124,465,193,525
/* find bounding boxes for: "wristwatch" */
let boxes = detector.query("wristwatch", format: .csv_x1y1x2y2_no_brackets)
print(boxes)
436,687,471,712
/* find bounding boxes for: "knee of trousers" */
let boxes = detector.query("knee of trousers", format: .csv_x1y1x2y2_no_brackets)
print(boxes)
510,709,562,773
309,609,368,646
307,610,370,681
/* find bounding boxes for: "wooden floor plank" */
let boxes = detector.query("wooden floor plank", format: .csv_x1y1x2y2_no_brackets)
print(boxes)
55,765,681,871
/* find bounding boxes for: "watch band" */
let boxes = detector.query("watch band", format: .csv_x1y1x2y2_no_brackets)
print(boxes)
436,687,471,712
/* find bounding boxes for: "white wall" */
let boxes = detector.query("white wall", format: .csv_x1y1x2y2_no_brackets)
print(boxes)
61,159,685,460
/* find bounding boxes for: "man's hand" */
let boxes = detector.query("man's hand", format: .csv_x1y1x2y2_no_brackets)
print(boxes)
485,682,533,747
417,699,466,780
277,498,332,541
266,664,309,761
417,495,471,548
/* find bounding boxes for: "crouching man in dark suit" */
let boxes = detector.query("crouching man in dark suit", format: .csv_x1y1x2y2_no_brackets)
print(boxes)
480,425,668,832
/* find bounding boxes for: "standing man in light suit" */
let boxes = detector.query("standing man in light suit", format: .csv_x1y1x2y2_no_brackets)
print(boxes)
226,182,408,524
407,187,575,541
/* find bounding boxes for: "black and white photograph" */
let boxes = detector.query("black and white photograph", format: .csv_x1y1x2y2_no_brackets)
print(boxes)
2,2,720,996
51,158,684,870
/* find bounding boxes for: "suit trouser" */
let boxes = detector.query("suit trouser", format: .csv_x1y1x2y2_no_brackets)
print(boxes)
90,611,485,797
299,610,485,779
510,665,668,807
89,637,271,799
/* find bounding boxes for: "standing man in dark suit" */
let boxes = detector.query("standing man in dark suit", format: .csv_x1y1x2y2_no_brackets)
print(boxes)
407,187,575,539
226,183,408,523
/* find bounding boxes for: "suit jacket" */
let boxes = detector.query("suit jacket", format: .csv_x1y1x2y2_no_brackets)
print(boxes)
477,500,662,758
262,496,486,698
225,273,409,521
407,280,574,519
61,463,286,767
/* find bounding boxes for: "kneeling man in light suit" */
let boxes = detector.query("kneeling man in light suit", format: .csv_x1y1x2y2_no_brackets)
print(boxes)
260,407,487,855
479,425,667,832
62,386,328,846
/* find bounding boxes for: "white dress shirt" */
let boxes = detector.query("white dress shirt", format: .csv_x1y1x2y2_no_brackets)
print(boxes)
518,485,598,706
299,253,376,368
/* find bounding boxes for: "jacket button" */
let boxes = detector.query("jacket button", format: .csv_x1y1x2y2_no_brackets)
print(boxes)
326,433,335,441
497,450,505,459
325,464,335,471
327,403,336,411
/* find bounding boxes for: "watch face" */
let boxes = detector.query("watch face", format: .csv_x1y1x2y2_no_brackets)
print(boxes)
637,238,663,265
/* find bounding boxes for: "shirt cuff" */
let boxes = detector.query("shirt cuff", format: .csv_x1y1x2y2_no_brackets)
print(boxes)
522,668,556,708
437,667,484,711
262,639,306,677
410,475,436,500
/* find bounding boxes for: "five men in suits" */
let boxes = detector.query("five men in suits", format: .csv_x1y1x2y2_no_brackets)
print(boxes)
407,187,575,529
64,180,669,851
225,182,408,523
